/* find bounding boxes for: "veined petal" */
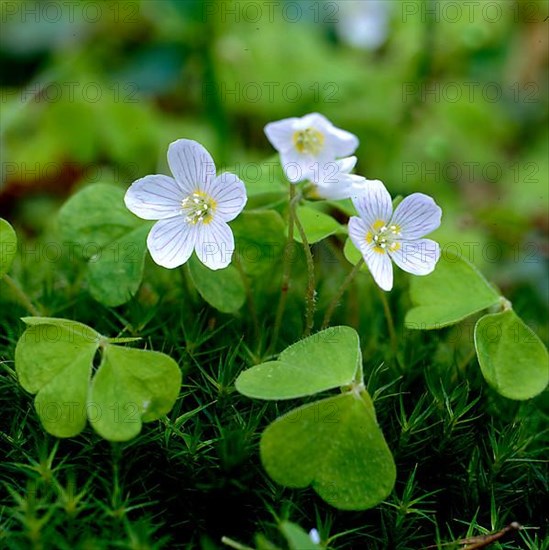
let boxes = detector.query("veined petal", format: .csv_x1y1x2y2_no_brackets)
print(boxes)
195,219,235,270
351,179,392,228
390,238,440,276
124,175,183,220
147,217,196,269
391,193,442,239
348,216,393,290
167,139,216,195
206,172,247,222
264,118,299,154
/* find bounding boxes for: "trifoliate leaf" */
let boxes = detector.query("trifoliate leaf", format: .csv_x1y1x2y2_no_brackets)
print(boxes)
260,391,396,511
293,205,344,244
0,218,17,277
474,310,549,400
187,255,246,313
58,183,151,306
15,317,181,441
235,326,360,399
405,252,501,329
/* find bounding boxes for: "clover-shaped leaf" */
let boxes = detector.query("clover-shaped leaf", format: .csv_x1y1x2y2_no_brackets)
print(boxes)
405,251,500,329
0,218,17,277
474,309,549,400
58,183,152,306
294,205,344,244
261,392,396,511
235,326,396,510
15,317,181,441
236,326,360,399
187,255,246,313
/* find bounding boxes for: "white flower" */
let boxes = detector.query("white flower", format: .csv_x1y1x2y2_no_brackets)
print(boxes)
124,139,247,270
264,113,358,184
312,156,369,200
348,180,442,291
309,528,321,545
335,0,391,50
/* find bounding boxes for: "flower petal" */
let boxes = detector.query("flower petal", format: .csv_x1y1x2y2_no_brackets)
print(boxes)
204,172,247,222
147,217,196,269
279,148,311,183
391,193,442,239
124,175,183,220
195,219,235,270
389,238,440,276
167,139,216,194
348,216,393,291
336,156,358,173
264,118,298,154
351,179,392,227
324,126,359,157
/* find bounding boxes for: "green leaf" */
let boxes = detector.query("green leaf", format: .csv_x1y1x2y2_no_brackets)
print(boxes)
294,205,343,244
260,391,396,510
343,238,368,272
0,218,17,277
187,255,246,313
231,210,286,276
235,327,360,400
87,224,150,306
405,252,501,329
474,310,549,400
15,318,100,437
15,317,181,441
279,522,319,550
58,183,150,306
88,345,182,441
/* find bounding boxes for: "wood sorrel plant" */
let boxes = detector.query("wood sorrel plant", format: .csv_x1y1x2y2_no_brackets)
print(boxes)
3,113,548,513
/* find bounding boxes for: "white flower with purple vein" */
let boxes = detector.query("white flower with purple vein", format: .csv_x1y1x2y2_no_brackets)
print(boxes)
348,180,442,291
124,139,247,270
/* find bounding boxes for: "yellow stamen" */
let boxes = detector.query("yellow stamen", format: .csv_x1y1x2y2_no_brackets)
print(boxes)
293,128,324,155
181,191,217,225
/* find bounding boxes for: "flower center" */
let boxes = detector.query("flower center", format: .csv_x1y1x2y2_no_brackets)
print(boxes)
293,128,324,155
181,191,216,225
366,220,401,254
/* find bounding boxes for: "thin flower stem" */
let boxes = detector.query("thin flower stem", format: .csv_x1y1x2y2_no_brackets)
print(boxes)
321,258,364,330
292,204,316,337
377,287,398,356
2,274,42,316
270,183,296,351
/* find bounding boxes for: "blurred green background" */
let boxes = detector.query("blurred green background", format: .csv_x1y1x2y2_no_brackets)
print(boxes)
1,0,547,321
